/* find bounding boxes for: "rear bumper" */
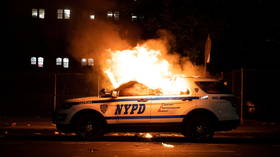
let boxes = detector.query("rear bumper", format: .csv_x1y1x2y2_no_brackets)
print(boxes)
215,120,240,131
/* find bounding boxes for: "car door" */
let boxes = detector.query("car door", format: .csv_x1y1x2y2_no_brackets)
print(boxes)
149,96,197,123
111,96,151,124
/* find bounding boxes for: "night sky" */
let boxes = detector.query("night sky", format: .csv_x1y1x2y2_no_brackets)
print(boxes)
103,0,280,71
153,0,280,70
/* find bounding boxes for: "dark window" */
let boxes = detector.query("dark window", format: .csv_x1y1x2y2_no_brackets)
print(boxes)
195,81,232,94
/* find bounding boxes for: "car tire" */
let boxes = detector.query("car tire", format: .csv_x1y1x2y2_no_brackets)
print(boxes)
182,114,215,141
73,113,104,140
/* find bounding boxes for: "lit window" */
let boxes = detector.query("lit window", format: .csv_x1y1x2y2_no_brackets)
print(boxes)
81,58,94,66
63,58,69,68
64,9,71,19
32,9,38,18
88,58,94,66
56,57,62,65
39,9,45,19
81,58,87,66
57,9,70,19
131,13,137,22
90,14,95,20
57,9,63,19
32,9,45,19
107,11,119,20
107,11,113,18
31,57,37,65
38,57,44,68
114,11,119,20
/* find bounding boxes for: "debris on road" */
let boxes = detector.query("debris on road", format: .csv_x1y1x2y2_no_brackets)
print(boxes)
162,142,175,148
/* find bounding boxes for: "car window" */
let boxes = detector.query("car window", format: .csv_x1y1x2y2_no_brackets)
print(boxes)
195,81,232,94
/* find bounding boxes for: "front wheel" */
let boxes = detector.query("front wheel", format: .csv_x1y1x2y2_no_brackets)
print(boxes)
73,114,104,140
182,115,215,140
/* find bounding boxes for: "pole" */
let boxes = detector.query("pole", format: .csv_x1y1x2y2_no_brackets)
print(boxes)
240,67,244,124
54,73,57,112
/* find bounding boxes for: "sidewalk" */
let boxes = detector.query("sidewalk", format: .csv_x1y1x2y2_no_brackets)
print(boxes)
1,117,280,138
0,117,56,130
216,120,280,139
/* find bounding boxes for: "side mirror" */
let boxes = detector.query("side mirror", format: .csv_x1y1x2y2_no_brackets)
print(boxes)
111,90,119,98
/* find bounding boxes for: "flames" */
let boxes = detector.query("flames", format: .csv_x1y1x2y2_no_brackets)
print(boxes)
104,44,190,95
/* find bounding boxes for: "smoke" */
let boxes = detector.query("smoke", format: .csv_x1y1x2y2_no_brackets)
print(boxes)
70,21,131,65
69,21,134,89
138,30,204,77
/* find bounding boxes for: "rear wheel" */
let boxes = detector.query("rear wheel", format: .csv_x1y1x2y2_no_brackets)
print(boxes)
182,114,215,140
73,114,104,140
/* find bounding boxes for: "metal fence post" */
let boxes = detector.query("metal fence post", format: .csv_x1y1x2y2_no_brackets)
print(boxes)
240,67,244,124
54,73,57,112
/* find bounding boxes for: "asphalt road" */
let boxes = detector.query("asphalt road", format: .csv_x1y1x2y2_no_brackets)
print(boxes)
1,133,280,157
1,118,280,157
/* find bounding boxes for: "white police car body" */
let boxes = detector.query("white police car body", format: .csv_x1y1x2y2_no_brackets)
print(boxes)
53,77,239,140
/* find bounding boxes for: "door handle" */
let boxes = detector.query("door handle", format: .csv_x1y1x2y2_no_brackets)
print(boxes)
137,99,148,102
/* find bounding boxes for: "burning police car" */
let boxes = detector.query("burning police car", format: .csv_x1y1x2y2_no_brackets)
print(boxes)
53,77,239,140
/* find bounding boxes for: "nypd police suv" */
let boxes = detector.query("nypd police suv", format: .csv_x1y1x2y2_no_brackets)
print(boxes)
53,77,240,140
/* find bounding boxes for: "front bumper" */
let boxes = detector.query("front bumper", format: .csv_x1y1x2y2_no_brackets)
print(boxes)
215,120,240,131
52,112,74,133
56,123,74,133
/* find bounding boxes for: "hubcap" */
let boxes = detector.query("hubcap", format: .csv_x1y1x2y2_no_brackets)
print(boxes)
196,124,207,134
85,123,94,132
193,122,212,139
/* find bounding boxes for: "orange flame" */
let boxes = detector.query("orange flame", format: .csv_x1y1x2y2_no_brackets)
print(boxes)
104,44,190,95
